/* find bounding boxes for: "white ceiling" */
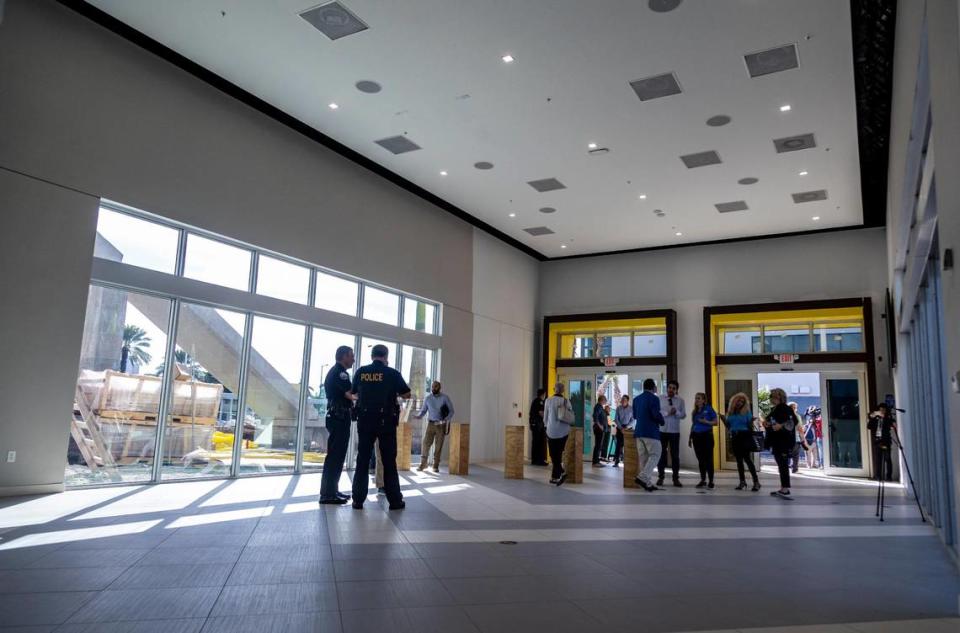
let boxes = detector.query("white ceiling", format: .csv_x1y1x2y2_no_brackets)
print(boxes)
88,0,863,258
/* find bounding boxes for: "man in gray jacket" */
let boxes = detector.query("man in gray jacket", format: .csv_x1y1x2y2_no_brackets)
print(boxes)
414,381,455,471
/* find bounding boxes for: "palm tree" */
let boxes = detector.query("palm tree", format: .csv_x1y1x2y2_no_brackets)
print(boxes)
120,325,152,373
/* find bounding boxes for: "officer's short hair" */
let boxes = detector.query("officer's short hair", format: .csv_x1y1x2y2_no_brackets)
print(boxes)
643,378,657,391
371,344,389,359
335,346,353,362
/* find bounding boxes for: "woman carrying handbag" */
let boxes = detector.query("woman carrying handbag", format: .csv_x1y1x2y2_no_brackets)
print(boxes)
719,392,761,492
545,382,575,486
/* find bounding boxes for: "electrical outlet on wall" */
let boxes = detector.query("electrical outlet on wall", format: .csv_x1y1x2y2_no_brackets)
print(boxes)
6,451,15,463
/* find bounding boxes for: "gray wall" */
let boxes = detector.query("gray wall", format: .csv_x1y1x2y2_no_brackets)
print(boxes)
539,228,891,469
0,0,501,491
0,170,100,494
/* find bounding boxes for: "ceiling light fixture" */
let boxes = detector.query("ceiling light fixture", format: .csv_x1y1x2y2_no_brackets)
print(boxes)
501,54,515,63
440,171,448,176
508,213,516,218
560,244,567,249
675,231,683,236
588,142,598,149
812,216,821,221
799,170,808,176
639,194,647,200
328,102,339,110
779,104,791,112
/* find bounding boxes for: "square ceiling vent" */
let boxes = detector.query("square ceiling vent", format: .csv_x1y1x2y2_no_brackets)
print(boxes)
744,44,799,78
629,72,682,101
527,178,567,192
300,2,369,41
773,133,816,153
375,135,421,154
680,150,722,168
792,190,828,203
523,226,555,236
715,200,749,213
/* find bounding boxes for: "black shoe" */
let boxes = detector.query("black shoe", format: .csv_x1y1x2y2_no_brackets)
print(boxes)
707,482,715,489
319,497,348,505
352,502,363,510
549,477,560,484
593,462,606,467
336,492,350,500
634,476,644,487
735,482,747,491
644,483,658,492
377,487,386,495
752,481,761,492
695,481,707,489
673,479,683,488
656,478,664,487
612,462,620,467
388,501,406,510
556,473,567,487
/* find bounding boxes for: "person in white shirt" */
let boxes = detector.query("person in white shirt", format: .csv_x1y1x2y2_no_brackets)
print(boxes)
544,382,574,486
413,382,455,472
657,380,687,487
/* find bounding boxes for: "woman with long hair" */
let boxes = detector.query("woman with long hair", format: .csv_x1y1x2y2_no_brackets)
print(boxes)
720,392,760,491
688,392,717,488
763,387,796,499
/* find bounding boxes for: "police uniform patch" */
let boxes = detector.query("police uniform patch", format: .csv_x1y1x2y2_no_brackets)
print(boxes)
340,372,350,381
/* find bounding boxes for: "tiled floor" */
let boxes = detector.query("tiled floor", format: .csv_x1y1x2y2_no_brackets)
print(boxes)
0,464,957,632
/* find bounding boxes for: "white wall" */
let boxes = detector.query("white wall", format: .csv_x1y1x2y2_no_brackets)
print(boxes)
539,228,891,468
0,170,100,494
470,229,540,461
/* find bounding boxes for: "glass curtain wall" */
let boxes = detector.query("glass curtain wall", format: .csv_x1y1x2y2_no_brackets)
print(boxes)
66,203,441,487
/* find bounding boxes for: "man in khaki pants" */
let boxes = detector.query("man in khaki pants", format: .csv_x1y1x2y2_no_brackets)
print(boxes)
414,381,455,472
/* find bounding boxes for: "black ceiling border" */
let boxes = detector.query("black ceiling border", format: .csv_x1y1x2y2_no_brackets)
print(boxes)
850,0,897,228
56,0,546,261
58,0,895,262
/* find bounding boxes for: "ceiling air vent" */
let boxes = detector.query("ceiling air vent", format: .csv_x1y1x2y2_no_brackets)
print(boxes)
744,44,799,78
680,150,721,168
527,178,566,193
715,201,749,213
374,135,421,154
523,226,555,236
629,72,682,101
773,133,816,153
792,190,828,203
300,2,369,41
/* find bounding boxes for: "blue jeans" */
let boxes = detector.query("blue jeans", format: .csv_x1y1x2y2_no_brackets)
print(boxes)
319,416,350,500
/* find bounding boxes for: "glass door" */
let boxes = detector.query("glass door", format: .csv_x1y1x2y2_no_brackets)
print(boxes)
717,368,757,471
819,371,869,476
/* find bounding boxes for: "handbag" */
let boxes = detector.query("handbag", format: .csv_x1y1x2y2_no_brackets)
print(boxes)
558,399,576,424
750,430,766,452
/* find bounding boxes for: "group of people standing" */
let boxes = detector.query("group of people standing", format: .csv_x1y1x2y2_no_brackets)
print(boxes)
530,380,803,499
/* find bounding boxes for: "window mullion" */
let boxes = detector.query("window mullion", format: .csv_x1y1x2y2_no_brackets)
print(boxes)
151,299,180,483
294,326,313,473
231,313,255,477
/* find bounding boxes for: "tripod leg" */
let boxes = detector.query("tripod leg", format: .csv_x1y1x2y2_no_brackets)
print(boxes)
875,452,883,518
879,457,885,522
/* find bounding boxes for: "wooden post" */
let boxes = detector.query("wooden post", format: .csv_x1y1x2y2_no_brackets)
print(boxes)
449,422,470,475
622,429,639,488
562,427,584,483
397,422,412,470
504,426,525,479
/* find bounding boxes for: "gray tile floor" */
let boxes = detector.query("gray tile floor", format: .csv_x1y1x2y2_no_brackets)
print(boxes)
0,464,957,632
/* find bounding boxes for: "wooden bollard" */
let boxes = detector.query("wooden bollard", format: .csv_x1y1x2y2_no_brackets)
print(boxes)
561,427,584,483
448,422,470,475
397,422,413,470
504,426,525,479
622,429,639,488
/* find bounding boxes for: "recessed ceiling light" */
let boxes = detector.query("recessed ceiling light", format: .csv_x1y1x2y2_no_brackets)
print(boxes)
440,171,448,176
560,244,567,249
508,213,516,218
638,194,647,200
588,142,598,149
812,216,821,221
799,170,808,176
328,102,339,110
501,54,515,63
779,104,791,112
675,231,683,236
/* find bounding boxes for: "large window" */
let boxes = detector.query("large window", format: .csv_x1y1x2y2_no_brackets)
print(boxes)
160,304,245,480
718,321,864,355
73,202,442,487
69,286,170,487
401,345,436,459
558,328,668,359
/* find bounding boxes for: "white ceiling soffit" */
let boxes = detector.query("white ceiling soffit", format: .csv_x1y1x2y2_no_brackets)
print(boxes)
86,0,863,258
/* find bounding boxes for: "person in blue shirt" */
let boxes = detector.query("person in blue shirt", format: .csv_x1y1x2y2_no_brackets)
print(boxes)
632,378,665,491
720,392,760,491
688,392,718,489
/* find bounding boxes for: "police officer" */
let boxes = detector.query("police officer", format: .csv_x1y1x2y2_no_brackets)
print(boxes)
318,345,356,505
351,344,411,510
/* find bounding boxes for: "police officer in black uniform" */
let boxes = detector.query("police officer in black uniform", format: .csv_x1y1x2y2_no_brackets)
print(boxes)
351,344,411,510
318,345,356,505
